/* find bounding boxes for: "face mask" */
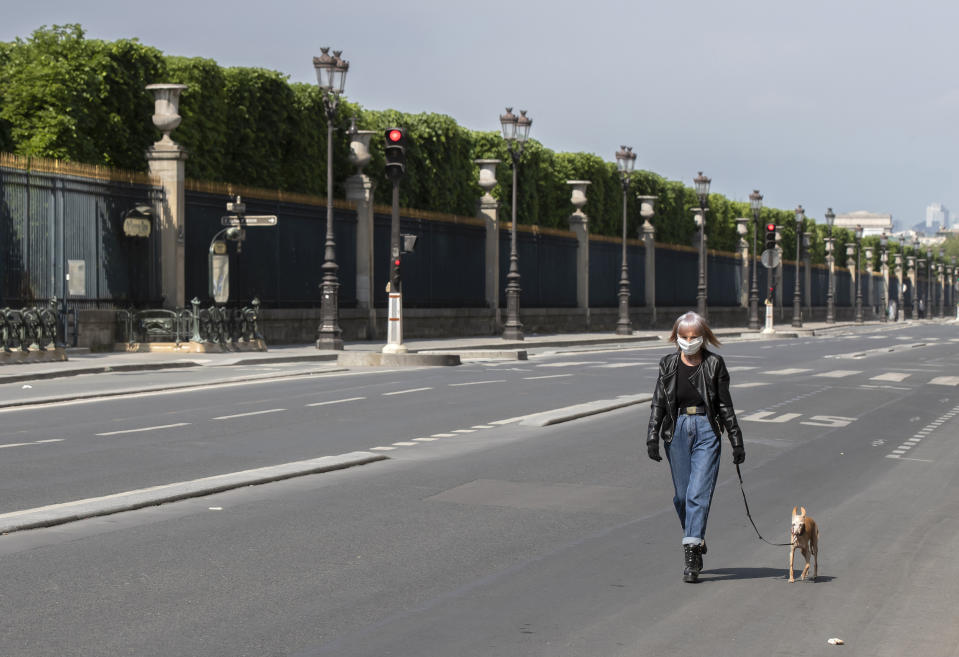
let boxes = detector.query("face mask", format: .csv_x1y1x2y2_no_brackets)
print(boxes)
677,336,703,356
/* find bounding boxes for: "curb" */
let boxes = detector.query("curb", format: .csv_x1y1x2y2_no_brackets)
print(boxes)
520,394,653,427
0,451,388,534
0,367,350,409
337,352,461,367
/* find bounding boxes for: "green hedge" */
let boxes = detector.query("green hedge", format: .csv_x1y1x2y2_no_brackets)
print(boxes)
0,24,869,262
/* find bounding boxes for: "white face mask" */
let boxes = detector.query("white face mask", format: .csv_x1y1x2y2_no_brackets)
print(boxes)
677,336,704,356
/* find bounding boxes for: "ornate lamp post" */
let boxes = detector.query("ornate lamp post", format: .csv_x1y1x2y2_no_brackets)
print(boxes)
854,225,864,324
747,190,763,329
926,247,933,319
615,146,637,335
894,252,903,322
824,208,836,324
312,48,349,350
792,205,804,327
912,237,921,319
952,256,957,315
500,108,532,340
879,233,889,323
938,247,946,318
694,171,711,318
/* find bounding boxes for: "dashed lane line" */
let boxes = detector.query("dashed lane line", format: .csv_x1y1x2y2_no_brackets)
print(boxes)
815,370,862,378
0,438,64,449
383,387,433,396
524,374,574,380
212,409,286,421
306,396,366,407
97,422,191,436
448,380,506,387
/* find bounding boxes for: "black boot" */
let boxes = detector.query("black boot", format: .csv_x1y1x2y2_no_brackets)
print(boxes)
683,544,703,583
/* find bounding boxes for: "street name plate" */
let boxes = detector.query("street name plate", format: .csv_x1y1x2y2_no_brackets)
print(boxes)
220,215,278,226
761,249,781,269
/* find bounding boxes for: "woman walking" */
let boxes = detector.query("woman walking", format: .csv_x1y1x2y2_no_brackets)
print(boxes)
647,311,745,583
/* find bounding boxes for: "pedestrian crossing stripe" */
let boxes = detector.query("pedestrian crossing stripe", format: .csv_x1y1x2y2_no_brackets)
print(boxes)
929,376,959,386
815,370,862,378
768,368,812,375
870,372,911,382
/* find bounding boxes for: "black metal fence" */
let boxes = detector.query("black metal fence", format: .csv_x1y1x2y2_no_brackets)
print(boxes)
0,157,160,310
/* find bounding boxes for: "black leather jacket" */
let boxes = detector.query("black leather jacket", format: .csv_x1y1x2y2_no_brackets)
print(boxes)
646,349,744,449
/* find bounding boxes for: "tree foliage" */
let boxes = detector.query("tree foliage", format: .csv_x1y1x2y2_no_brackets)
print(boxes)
0,24,820,254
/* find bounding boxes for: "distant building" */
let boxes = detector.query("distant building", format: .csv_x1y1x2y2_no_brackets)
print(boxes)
834,210,893,237
926,203,949,229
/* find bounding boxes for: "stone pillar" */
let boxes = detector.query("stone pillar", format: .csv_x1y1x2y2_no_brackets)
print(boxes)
476,160,501,327
847,244,857,309
736,218,749,308
346,126,377,338
567,180,591,326
638,196,657,327
146,83,188,309
864,247,874,316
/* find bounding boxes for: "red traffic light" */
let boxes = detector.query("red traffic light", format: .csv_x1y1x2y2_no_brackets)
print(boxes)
766,223,776,232
393,258,401,266
388,129,403,142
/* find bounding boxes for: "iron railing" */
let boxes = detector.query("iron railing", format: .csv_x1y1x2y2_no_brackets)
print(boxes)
117,297,263,348
0,298,66,352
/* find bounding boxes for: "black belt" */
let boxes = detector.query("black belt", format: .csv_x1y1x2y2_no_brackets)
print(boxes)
679,405,707,415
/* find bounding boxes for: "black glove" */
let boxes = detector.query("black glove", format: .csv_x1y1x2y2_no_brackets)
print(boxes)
647,442,662,462
732,444,745,465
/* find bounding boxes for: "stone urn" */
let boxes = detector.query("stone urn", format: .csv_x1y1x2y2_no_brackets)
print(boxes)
349,130,377,175
566,180,591,217
475,159,501,200
146,83,188,144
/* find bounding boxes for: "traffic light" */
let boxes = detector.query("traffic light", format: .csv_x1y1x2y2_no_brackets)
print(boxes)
385,127,407,181
390,256,402,291
764,223,777,252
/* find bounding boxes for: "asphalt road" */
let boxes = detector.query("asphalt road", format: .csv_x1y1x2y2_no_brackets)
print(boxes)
1,322,957,656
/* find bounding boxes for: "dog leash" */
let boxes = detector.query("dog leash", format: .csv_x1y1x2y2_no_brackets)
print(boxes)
735,464,792,547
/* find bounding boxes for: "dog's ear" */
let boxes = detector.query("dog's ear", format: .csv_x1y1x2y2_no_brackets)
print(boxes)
800,506,807,516
792,506,799,517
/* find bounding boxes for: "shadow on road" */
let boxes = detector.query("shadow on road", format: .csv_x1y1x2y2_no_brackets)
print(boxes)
699,567,836,583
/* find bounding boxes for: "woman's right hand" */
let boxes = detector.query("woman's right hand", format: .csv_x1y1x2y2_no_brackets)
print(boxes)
647,442,662,462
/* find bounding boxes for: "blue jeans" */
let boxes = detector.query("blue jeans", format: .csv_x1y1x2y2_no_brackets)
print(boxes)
665,414,721,546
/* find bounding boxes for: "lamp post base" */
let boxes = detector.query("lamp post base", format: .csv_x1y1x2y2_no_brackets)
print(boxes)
502,324,524,341
316,335,344,350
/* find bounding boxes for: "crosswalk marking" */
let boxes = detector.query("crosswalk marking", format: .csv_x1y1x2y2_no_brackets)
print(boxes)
870,372,911,382
768,368,812,375
741,411,802,423
929,376,959,386
732,382,767,388
727,366,758,372
815,370,862,378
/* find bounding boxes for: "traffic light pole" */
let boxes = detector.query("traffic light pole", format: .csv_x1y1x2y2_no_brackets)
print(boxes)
383,179,407,354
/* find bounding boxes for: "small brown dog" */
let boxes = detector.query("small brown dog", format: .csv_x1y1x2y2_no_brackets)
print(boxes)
788,506,819,582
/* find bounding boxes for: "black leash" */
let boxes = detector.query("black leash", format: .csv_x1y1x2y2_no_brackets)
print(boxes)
735,464,792,547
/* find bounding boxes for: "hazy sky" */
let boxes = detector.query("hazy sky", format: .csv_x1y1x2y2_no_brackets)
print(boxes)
3,0,957,229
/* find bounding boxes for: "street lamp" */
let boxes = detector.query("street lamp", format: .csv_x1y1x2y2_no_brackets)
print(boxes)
500,107,532,341
912,237,921,319
694,171,710,318
615,146,637,335
926,247,933,319
747,190,763,329
879,233,889,323
939,247,946,318
312,47,349,350
855,225,864,324
824,208,836,324
792,205,804,327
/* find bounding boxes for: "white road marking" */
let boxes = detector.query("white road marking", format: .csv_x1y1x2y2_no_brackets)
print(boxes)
929,376,959,386
870,372,911,382
448,380,506,387
524,374,574,380
815,370,862,378
891,450,906,454
741,411,802,423
212,409,285,420
536,361,603,368
383,387,433,396
370,446,396,451
413,437,439,442
471,425,495,429
726,366,758,372
452,429,477,434
899,457,935,462
886,454,901,459
768,368,812,375
307,396,366,407
490,417,524,425
594,363,646,368
732,382,767,388
392,442,418,447
431,433,457,438
97,422,191,436
0,438,64,449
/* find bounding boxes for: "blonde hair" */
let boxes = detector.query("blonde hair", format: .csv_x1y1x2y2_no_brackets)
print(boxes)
667,311,721,347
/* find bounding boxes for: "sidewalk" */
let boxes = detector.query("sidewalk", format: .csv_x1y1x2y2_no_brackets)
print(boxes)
0,317,917,387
